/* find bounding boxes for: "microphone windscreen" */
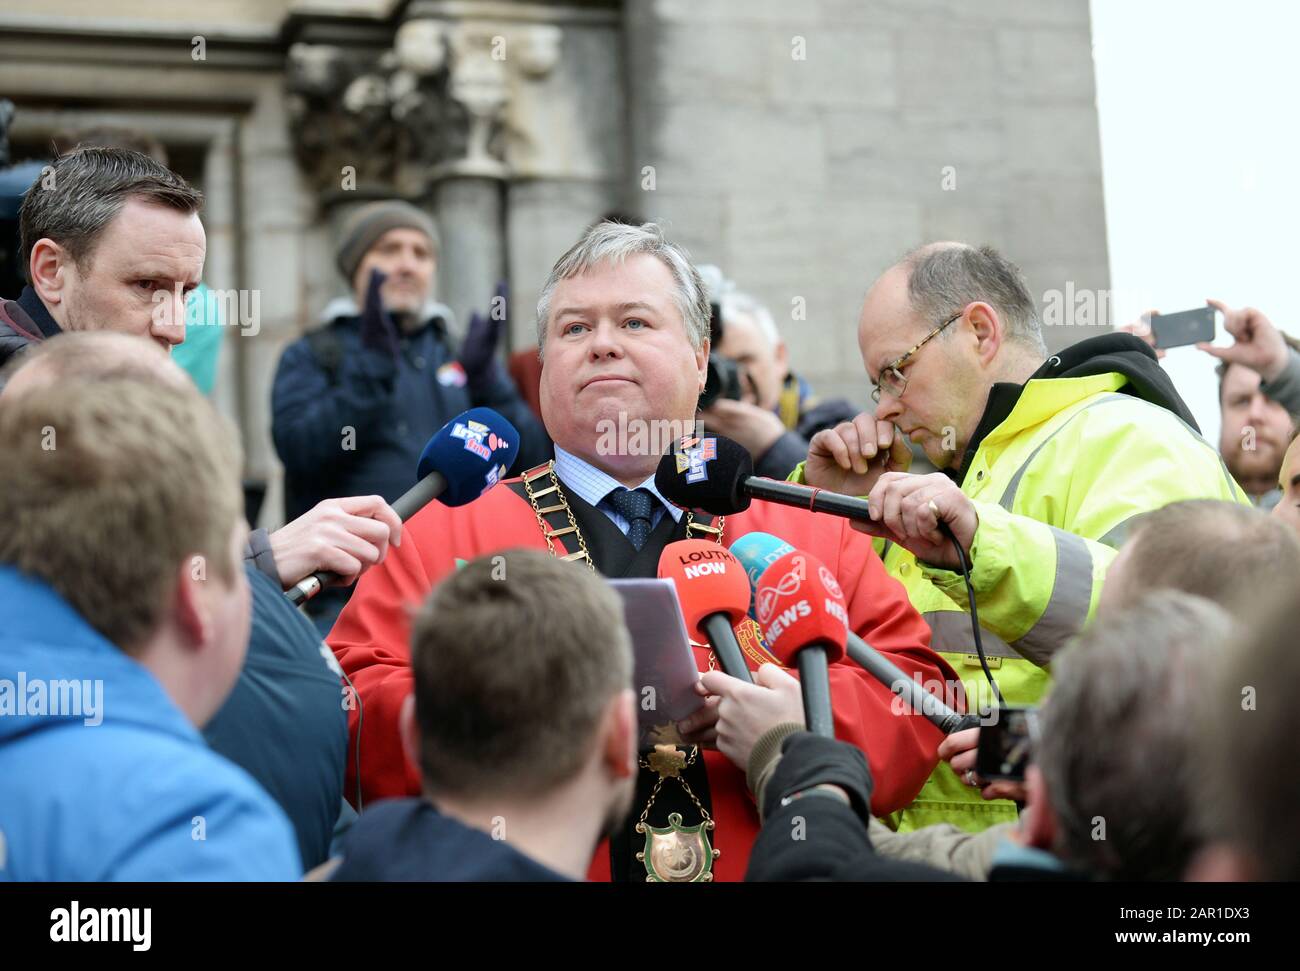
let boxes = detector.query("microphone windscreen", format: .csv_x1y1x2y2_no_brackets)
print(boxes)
755,549,848,666
729,531,797,618
654,434,753,515
416,407,520,506
657,539,752,638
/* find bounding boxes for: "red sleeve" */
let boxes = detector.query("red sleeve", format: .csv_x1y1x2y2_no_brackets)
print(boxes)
329,509,442,807
827,517,957,815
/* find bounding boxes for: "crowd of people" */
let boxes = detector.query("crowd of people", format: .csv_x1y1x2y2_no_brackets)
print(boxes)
1,143,1297,884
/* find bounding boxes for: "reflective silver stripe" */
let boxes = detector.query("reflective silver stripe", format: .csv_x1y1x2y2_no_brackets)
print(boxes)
997,393,1130,512
1009,525,1094,666
922,610,1024,660
1098,513,1140,550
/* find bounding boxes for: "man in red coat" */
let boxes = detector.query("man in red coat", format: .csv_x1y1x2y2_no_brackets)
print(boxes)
329,220,956,882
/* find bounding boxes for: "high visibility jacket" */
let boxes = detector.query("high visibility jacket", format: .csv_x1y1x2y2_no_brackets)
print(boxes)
794,368,1250,832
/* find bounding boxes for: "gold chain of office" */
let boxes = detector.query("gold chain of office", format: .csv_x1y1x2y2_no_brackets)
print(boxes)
519,460,727,882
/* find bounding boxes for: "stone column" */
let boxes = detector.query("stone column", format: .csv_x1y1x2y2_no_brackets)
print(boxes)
432,177,504,330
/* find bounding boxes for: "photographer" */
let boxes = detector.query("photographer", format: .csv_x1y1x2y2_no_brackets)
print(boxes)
1125,301,1300,507
698,278,859,480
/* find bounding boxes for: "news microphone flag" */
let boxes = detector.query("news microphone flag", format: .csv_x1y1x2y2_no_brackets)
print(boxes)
285,407,519,605
755,548,848,737
657,539,755,683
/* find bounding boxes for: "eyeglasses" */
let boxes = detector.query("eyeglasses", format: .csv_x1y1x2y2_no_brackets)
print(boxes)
871,308,964,404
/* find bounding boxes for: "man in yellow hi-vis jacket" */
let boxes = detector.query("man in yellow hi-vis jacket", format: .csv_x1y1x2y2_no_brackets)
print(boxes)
792,242,1249,833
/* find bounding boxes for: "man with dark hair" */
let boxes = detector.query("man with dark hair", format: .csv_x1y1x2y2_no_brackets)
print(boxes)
1215,353,1295,507
795,241,1250,835
325,549,637,881
59,126,225,394
0,146,205,365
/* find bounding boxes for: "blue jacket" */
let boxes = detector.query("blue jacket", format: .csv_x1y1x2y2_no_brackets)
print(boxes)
0,567,300,881
271,307,551,523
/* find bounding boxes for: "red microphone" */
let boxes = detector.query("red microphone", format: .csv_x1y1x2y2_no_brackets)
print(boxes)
658,539,755,684
755,549,848,737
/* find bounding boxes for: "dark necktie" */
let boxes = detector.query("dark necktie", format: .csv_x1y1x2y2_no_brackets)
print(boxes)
606,487,657,552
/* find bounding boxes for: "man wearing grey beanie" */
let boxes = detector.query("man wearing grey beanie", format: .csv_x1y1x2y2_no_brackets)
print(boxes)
271,199,551,635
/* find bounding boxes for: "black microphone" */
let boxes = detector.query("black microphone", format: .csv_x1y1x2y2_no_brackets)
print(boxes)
655,434,877,521
285,407,519,606
844,634,980,734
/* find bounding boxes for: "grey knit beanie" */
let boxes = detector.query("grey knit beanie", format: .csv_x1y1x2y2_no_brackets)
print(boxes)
335,200,440,281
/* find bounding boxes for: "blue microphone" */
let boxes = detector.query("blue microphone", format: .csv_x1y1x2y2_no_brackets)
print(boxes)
728,532,795,619
285,408,519,605
729,531,976,734
415,406,520,506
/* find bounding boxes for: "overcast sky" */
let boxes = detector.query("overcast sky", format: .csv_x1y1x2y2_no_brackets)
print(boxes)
1091,0,1300,445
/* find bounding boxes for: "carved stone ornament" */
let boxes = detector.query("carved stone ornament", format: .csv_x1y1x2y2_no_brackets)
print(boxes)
286,18,562,198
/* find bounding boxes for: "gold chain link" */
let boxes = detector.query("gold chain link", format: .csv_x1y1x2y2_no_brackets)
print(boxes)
636,746,713,827
519,460,725,843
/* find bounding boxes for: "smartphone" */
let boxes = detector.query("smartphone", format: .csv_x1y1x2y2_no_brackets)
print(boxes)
975,706,1039,782
1150,306,1216,349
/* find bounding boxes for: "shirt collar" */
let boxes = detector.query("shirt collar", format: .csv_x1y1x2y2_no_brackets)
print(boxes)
552,445,683,523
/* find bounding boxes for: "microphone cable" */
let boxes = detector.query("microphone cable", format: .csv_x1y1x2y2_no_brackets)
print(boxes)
938,520,1003,710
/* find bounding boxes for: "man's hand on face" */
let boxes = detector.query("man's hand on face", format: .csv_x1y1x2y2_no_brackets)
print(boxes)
1197,299,1290,384
268,495,402,589
804,411,911,495
695,663,806,771
699,398,787,458
848,471,978,570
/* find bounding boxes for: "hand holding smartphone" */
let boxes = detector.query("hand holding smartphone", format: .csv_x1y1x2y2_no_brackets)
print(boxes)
1150,305,1217,350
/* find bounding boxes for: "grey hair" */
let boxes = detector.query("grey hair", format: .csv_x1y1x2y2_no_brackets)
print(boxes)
18,147,203,281
1037,590,1233,880
721,289,780,349
902,242,1047,355
535,220,711,355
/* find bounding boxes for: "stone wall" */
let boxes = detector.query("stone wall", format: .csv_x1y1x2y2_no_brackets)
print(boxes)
623,0,1110,405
